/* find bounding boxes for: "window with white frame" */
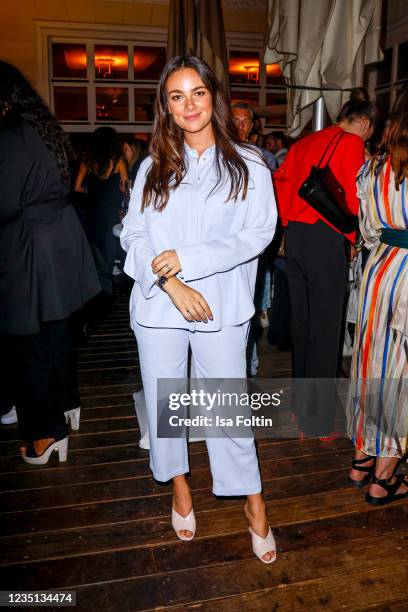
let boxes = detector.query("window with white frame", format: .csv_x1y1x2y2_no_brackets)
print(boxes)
37,22,287,135
34,21,167,134
49,39,166,131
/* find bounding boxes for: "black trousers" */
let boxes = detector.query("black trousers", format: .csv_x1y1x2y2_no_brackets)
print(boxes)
10,319,79,442
285,221,348,436
268,259,292,351
0,336,16,415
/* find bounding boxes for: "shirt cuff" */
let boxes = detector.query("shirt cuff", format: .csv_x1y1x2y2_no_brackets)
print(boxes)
177,245,212,282
123,257,161,299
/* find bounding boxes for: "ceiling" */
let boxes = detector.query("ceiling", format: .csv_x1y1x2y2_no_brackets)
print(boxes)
106,0,267,10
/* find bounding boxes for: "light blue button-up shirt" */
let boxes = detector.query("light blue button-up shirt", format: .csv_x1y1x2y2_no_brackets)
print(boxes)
121,143,277,332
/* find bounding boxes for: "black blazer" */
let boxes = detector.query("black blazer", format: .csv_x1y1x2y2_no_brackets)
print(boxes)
0,118,100,334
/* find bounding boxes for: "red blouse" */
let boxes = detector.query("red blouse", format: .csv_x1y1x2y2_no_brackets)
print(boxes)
274,125,365,242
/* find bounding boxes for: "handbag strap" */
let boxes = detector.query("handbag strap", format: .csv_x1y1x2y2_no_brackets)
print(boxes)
316,131,345,169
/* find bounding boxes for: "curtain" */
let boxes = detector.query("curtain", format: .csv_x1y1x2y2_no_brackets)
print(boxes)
264,0,383,136
167,0,230,97
167,0,197,57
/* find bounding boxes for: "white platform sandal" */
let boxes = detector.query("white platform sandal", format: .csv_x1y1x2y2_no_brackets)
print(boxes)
21,436,68,465
171,507,196,541
249,526,277,564
64,407,81,431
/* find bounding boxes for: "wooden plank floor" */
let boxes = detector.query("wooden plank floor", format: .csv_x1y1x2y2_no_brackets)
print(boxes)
1,281,407,611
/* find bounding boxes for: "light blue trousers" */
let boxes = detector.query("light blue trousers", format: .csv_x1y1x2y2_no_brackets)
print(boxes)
134,322,262,496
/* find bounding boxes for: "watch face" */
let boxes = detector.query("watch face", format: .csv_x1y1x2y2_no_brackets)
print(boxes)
158,275,167,287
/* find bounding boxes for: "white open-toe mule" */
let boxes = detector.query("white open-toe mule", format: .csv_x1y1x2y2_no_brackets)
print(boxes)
171,508,196,541
249,526,277,564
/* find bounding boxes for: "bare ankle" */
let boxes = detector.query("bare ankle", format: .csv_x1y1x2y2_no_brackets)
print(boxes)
246,497,266,516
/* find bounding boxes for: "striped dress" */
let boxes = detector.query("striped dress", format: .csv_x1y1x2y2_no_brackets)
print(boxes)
347,157,408,458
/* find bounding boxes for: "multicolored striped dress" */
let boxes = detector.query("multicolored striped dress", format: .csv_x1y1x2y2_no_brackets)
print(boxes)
347,157,408,458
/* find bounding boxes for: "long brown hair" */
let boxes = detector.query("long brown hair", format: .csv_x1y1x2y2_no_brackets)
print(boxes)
381,85,408,189
142,55,253,211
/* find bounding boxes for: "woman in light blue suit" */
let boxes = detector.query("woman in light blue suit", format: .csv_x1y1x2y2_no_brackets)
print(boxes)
121,56,277,563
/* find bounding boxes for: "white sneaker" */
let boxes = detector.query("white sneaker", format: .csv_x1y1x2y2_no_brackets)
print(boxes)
1,406,18,425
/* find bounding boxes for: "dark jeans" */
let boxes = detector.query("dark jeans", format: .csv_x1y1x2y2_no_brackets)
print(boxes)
11,318,79,442
285,221,348,436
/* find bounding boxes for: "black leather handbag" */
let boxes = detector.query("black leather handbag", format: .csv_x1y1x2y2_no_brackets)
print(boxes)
298,132,358,234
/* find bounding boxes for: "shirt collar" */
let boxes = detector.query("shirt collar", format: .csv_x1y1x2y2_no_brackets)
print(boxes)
184,142,216,159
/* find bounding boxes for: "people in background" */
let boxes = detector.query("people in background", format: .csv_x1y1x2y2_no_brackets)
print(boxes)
231,101,277,374
123,137,147,185
231,102,277,172
275,88,378,440
0,61,100,464
75,127,128,276
264,130,289,166
121,56,277,563
249,112,263,146
347,85,408,505
265,132,292,351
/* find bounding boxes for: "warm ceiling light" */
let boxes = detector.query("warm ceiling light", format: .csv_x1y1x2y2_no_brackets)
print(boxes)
95,57,115,76
229,59,259,74
243,64,259,83
64,50,128,72
229,57,282,79
95,52,128,71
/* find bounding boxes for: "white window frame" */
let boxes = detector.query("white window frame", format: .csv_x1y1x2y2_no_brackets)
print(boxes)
34,20,167,133
35,21,288,133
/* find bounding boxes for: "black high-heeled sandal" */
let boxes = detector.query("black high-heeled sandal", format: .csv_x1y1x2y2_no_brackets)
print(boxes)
366,474,408,505
348,455,375,489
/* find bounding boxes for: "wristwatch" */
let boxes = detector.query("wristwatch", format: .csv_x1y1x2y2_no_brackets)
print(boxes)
158,275,168,288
